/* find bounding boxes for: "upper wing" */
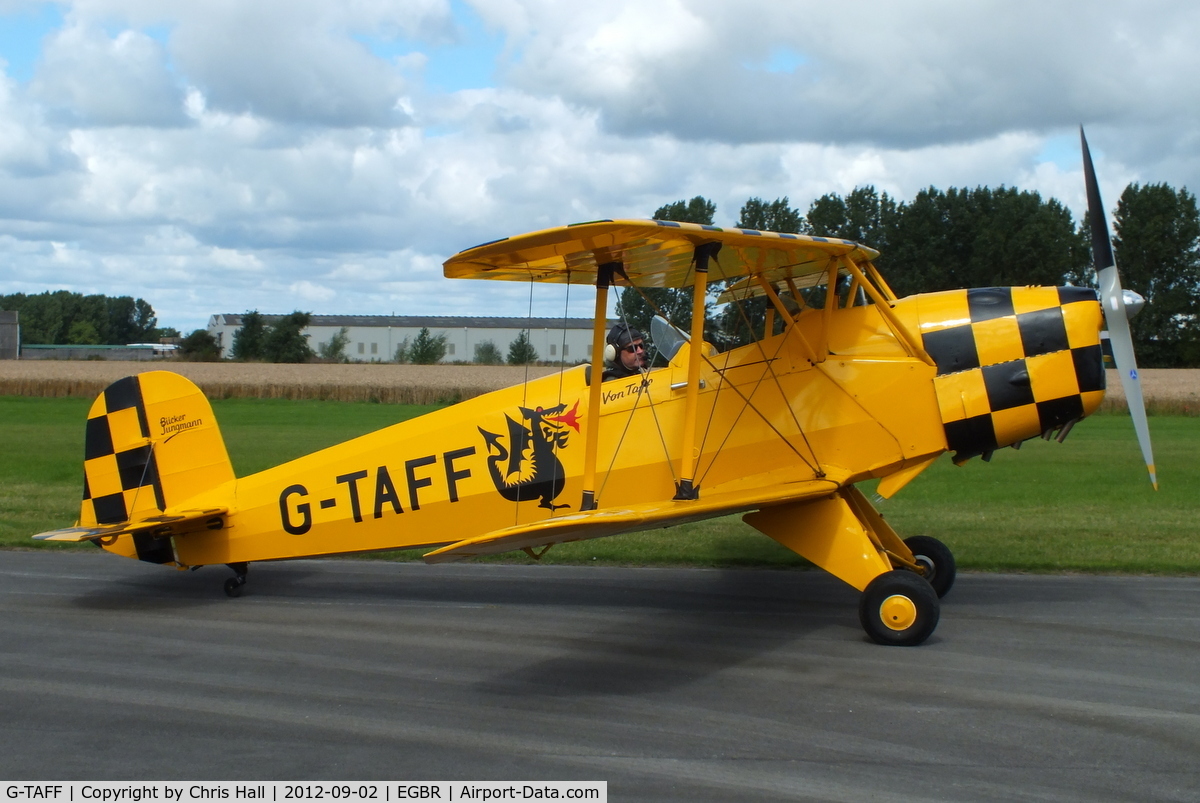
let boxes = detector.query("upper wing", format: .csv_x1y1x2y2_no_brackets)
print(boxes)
422,477,839,563
443,219,878,288
33,507,227,543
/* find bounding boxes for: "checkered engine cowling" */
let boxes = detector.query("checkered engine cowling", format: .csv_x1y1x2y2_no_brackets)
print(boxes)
917,286,1106,462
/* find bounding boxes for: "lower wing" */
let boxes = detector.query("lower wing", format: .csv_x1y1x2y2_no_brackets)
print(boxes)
423,479,839,563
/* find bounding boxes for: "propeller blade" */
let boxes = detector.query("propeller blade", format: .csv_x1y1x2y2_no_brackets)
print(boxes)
1081,127,1157,489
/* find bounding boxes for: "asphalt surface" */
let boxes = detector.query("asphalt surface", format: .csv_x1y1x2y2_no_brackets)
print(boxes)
1,551,1197,802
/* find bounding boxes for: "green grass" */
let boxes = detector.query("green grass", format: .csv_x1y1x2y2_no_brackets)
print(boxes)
0,397,439,548
873,413,1200,573
3,396,1197,572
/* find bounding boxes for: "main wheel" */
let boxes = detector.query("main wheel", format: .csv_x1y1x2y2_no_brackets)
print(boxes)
903,535,956,598
859,570,939,646
223,577,243,598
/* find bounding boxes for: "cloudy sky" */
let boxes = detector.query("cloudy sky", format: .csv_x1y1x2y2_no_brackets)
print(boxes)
1,0,1197,333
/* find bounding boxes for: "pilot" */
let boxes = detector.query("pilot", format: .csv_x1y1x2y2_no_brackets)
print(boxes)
603,323,649,381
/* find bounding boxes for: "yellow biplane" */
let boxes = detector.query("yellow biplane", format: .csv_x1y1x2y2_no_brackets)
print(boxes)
34,130,1155,646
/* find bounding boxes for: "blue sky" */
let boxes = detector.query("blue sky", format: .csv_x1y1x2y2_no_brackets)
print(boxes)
1,0,1197,334
744,46,807,74
355,0,504,92
0,2,62,81
1037,135,1085,173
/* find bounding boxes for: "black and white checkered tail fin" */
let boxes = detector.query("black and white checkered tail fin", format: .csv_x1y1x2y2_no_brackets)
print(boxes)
80,371,235,528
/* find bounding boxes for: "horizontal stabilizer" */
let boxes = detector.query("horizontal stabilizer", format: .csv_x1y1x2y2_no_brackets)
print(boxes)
423,479,839,563
33,507,227,543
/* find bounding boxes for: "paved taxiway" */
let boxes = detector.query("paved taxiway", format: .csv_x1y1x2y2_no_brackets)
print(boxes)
1,551,1197,801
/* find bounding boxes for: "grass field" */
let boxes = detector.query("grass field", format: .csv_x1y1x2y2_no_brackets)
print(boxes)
2,395,1197,572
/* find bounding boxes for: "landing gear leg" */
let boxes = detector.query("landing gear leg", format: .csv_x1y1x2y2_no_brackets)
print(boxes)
224,562,248,598
744,485,942,646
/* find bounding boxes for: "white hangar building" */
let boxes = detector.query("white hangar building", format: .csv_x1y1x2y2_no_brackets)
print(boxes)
206,314,605,362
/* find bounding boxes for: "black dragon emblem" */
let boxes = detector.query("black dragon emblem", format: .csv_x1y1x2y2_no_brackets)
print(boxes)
479,401,580,511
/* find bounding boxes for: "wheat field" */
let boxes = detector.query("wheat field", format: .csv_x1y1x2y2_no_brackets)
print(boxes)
1095,369,1200,414
0,360,561,404
2,360,1198,412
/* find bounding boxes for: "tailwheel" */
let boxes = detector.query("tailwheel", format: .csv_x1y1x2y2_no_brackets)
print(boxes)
859,570,939,646
223,562,248,598
903,535,956,598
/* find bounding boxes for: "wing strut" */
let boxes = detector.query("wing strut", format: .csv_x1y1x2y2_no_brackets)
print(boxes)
864,261,897,301
581,260,623,511
755,274,821,364
674,242,719,500
841,256,935,366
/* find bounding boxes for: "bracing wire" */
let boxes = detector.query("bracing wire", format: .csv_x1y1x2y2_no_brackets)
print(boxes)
610,281,694,482
549,273,570,518
741,283,825,475
124,439,160,519
521,273,535,408
557,274,571,402
596,281,677,502
613,281,699,483
593,253,832,500
692,278,773,477
624,278,823,477
696,282,823,486
509,273,538,528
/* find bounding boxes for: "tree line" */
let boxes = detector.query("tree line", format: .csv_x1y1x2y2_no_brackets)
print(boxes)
0,290,159,346
8,181,1197,367
615,182,1200,367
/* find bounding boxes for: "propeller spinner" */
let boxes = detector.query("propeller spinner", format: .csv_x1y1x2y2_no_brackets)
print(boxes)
1081,127,1158,489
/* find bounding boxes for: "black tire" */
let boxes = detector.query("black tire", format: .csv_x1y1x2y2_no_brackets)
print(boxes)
858,570,939,646
223,577,243,598
903,535,956,598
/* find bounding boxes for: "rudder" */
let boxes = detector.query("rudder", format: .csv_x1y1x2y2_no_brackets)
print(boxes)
81,371,234,533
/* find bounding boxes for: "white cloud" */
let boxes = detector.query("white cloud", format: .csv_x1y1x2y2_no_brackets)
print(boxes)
0,71,79,178
31,20,187,126
289,279,336,302
2,0,1199,335
491,0,1200,154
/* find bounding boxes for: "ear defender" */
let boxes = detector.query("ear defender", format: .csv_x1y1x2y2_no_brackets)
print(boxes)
604,343,616,363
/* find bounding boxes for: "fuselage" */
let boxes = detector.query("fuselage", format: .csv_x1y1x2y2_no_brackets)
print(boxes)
100,285,1105,568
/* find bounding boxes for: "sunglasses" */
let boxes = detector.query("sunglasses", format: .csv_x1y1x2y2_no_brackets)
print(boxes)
622,342,646,353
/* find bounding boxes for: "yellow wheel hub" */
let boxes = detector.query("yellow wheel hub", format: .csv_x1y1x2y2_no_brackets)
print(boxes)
879,594,918,631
